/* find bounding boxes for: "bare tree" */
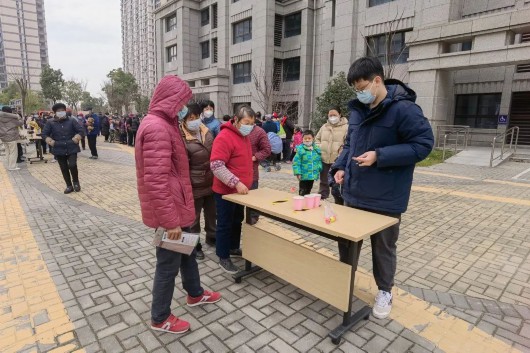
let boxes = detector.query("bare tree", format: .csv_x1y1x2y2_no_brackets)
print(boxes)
9,68,31,117
363,10,417,80
250,64,300,121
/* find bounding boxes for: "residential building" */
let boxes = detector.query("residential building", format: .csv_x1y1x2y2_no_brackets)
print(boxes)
121,0,157,96
0,0,49,90
153,0,530,145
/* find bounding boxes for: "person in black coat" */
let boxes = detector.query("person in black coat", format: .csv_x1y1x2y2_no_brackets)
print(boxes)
101,114,110,142
42,103,86,194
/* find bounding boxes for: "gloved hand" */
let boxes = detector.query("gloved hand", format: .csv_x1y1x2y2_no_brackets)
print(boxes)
45,137,55,146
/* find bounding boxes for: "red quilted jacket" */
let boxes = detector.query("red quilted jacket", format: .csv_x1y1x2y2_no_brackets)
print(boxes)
135,76,195,229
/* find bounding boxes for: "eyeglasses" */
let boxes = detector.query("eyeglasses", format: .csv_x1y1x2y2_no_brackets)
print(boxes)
353,80,374,94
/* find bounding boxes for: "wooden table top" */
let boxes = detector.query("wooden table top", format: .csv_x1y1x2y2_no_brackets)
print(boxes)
223,188,399,242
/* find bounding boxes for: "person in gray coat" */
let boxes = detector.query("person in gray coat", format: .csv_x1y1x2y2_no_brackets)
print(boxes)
42,103,85,194
0,106,23,171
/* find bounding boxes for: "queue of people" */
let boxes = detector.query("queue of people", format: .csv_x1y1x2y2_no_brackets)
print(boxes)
132,56,434,334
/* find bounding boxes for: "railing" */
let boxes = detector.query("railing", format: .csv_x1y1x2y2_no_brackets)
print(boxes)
490,126,520,167
437,125,470,161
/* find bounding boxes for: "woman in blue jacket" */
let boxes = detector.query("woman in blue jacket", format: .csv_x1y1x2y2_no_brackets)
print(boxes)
42,103,85,194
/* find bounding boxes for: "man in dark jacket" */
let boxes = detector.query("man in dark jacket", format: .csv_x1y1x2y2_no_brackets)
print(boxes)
86,112,100,159
42,103,85,194
131,115,140,146
101,113,110,142
332,57,433,320
281,115,295,163
262,115,278,134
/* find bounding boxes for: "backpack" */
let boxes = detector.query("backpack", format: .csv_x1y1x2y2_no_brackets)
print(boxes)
267,132,283,154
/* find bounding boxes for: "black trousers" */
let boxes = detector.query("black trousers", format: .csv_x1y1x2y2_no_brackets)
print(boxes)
80,136,86,150
338,206,401,293
56,154,79,186
127,131,134,146
299,180,314,196
187,194,217,251
87,135,98,157
17,143,23,160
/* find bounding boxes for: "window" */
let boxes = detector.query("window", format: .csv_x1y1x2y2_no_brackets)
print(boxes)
273,59,282,90
367,31,410,65
442,40,473,53
201,41,210,59
212,38,218,63
187,80,196,87
154,0,161,9
284,12,301,38
454,94,501,129
330,50,334,77
517,63,530,73
331,0,336,27
233,18,252,44
201,79,210,86
212,3,218,29
166,45,177,63
274,15,283,46
233,61,251,84
166,14,177,32
201,8,210,26
369,0,395,7
283,57,300,82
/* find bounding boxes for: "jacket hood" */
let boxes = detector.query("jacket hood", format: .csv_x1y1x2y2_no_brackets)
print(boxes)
148,75,192,123
348,78,417,110
220,121,244,137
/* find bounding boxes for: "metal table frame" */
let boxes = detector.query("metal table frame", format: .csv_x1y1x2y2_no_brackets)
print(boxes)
233,207,372,345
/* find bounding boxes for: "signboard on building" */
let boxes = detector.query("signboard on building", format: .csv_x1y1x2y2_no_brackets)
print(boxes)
498,115,508,125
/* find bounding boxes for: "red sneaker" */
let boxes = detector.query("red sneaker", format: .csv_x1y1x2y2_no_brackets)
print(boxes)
151,314,190,334
187,290,222,307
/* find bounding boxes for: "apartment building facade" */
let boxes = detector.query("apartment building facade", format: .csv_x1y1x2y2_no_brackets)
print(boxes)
153,0,530,144
0,0,49,90
121,0,157,96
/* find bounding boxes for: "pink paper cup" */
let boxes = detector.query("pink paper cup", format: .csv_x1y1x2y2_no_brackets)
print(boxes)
293,196,305,211
312,194,322,207
304,195,316,209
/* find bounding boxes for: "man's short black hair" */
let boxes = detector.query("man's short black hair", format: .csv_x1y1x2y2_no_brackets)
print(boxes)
201,100,215,110
2,106,13,113
52,103,67,112
302,130,314,138
347,57,385,86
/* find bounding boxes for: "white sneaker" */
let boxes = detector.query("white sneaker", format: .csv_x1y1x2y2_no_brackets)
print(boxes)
8,167,21,171
372,290,392,319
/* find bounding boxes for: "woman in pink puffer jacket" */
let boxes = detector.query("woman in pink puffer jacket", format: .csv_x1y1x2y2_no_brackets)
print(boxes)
135,75,221,335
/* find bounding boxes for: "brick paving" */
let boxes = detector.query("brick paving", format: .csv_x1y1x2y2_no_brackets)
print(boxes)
1,139,529,352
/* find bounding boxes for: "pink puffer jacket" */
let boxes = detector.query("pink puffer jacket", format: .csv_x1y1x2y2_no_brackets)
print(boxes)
135,76,195,229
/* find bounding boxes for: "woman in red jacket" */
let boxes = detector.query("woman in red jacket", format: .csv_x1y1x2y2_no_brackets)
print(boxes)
210,106,255,274
135,75,221,335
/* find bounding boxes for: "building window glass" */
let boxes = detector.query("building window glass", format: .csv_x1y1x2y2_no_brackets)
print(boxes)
233,18,252,44
201,41,210,59
284,12,302,38
367,31,410,65
167,45,177,63
283,57,300,82
212,3,218,29
274,15,283,46
212,38,218,63
330,50,334,77
233,61,252,84
166,14,177,32
154,0,161,9
331,0,336,27
369,0,395,7
201,8,210,26
454,94,501,129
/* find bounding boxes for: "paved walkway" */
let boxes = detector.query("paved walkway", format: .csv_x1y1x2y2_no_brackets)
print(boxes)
1,138,529,353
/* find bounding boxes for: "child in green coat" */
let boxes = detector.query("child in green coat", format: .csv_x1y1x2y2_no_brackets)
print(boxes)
293,130,323,196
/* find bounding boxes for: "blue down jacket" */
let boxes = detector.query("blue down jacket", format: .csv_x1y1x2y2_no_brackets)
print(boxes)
332,79,434,214
42,117,85,156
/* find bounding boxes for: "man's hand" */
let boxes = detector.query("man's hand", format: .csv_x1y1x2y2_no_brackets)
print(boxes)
296,175,301,181
353,151,377,167
334,171,345,184
252,156,257,162
166,227,182,240
236,182,249,195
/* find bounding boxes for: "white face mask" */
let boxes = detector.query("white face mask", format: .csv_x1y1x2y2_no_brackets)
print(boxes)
56,111,67,119
303,141,313,147
328,116,340,125
186,119,201,132
203,110,214,119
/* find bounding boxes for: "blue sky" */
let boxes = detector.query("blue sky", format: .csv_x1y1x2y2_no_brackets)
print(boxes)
44,0,122,96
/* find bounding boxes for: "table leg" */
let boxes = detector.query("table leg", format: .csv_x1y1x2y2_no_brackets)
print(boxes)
233,207,263,283
329,239,371,345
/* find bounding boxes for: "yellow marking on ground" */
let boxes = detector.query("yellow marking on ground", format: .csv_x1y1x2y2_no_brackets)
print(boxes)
0,165,83,353
412,186,530,206
483,179,530,188
257,220,520,353
415,170,475,180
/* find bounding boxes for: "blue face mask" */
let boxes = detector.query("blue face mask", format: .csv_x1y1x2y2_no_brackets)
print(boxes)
178,105,188,120
186,119,201,132
357,81,376,105
239,124,254,136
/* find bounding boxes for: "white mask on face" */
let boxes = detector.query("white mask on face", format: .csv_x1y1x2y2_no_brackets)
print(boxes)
203,110,214,119
328,116,340,125
56,111,67,119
